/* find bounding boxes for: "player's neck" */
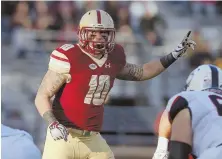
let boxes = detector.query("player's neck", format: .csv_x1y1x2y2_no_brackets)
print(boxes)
91,54,105,59
77,44,106,60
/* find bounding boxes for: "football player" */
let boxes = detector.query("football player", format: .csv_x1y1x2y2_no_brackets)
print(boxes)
152,64,222,159
35,9,196,159
1,124,41,159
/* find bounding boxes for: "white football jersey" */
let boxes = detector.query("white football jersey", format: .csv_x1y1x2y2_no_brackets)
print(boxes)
1,124,41,159
166,90,222,157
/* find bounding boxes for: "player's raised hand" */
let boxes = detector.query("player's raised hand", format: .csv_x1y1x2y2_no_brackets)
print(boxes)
152,149,169,159
171,31,196,59
49,121,69,142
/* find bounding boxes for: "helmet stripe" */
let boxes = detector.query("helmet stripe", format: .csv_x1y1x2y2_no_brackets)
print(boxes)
209,65,219,87
96,10,101,24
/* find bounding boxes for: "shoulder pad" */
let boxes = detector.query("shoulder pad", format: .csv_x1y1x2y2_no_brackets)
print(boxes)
166,94,182,111
48,49,70,74
56,44,75,54
114,44,126,68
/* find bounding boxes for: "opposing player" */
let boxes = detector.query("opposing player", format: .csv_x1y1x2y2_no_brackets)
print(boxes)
35,9,196,159
1,124,41,159
153,64,222,159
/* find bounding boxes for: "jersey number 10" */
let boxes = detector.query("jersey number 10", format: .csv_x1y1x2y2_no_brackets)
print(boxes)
209,95,222,116
84,75,110,105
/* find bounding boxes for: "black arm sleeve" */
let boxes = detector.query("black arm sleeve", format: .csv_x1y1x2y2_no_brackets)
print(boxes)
168,141,192,159
160,53,176,68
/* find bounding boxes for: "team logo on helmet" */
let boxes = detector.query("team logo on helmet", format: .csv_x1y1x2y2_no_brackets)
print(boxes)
203,75,212,88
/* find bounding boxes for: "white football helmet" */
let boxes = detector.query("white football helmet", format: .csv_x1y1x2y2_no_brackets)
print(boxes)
185,64,222,91
78,10,115,55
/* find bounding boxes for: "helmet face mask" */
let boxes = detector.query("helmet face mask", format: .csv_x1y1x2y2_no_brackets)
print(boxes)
78,10,115,56
78,27,115,55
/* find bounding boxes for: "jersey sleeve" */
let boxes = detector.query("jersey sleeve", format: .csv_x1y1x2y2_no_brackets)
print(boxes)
165,94,182,111
48,44,74,74
166,93,189,123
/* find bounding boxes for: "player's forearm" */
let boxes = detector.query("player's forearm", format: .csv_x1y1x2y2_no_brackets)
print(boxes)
155,110,172,150
141,53,177,80
35,95,56,124
141,59,165,80
117,53,177,81
158,110,172,138
35,95,51,116
35,70,67,124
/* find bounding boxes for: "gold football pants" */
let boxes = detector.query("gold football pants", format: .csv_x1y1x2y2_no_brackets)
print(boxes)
42,128,114,159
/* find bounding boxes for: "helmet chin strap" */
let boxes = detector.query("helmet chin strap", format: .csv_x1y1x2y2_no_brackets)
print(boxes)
91,52,105,59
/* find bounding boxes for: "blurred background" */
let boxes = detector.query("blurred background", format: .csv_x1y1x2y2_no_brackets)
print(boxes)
1,1,222,159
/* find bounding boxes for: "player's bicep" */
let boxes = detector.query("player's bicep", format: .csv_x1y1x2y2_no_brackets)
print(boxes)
170,108,192,145
116,62,143,81
36,70,67,98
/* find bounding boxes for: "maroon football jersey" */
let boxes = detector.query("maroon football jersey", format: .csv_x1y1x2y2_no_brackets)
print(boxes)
50,44,126,131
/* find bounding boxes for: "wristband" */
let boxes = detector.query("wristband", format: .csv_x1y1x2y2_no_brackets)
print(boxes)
160,53,176,68
156,137,169,151
43,110,57,125
168,141,192,159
